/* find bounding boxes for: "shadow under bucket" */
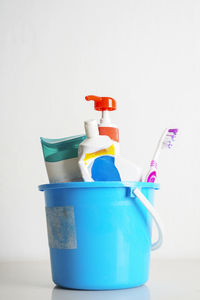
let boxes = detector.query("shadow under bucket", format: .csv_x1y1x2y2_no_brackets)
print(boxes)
39,181,161,290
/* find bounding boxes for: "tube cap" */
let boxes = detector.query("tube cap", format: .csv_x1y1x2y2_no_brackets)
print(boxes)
85,95,116,111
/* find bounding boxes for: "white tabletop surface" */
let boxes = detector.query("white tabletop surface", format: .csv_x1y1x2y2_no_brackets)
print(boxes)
0,259,199,300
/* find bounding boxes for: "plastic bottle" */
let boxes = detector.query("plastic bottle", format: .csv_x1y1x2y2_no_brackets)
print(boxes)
78,119,121,181
85,95,120,154
83,96,142,182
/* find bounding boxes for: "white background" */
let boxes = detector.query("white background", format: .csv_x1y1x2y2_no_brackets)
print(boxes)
0,0,199,261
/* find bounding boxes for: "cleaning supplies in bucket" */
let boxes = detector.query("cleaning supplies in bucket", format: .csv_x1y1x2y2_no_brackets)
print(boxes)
41,135,86,183
40,95,178,184
38,93,180,290
78,119,142,182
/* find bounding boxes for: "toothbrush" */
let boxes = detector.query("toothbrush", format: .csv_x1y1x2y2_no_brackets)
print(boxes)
144,128,178,183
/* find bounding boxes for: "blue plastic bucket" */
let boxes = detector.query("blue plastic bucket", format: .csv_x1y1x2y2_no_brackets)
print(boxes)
39,181,160,290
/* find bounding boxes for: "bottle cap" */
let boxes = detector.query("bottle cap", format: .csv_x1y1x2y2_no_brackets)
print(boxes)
85,95,116,111
84,119,99,138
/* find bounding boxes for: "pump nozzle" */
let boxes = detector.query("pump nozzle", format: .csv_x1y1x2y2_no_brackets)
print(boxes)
85,95,116,111
85,94,119,143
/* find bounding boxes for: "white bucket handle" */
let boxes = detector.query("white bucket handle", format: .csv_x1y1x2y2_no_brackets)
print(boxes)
131,188,163,251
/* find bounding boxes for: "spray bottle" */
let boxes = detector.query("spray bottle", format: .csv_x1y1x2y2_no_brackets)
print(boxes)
79,95,143,182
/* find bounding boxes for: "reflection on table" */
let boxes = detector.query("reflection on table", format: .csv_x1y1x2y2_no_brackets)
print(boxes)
51,285,150,300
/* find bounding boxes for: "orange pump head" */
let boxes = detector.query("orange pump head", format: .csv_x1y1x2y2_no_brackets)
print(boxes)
85,95,117,111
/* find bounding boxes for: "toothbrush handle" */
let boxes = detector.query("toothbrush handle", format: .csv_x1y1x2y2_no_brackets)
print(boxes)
145,160,158,183
143,128,168,182
152,128,168,161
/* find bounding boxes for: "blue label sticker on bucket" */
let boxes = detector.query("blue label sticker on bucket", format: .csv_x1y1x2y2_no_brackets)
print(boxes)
45,206,77,249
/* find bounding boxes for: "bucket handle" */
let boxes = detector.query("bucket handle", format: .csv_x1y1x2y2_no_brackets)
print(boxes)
131,188,163,251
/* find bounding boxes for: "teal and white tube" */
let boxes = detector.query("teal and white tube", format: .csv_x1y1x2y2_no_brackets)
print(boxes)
41,135,86,183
